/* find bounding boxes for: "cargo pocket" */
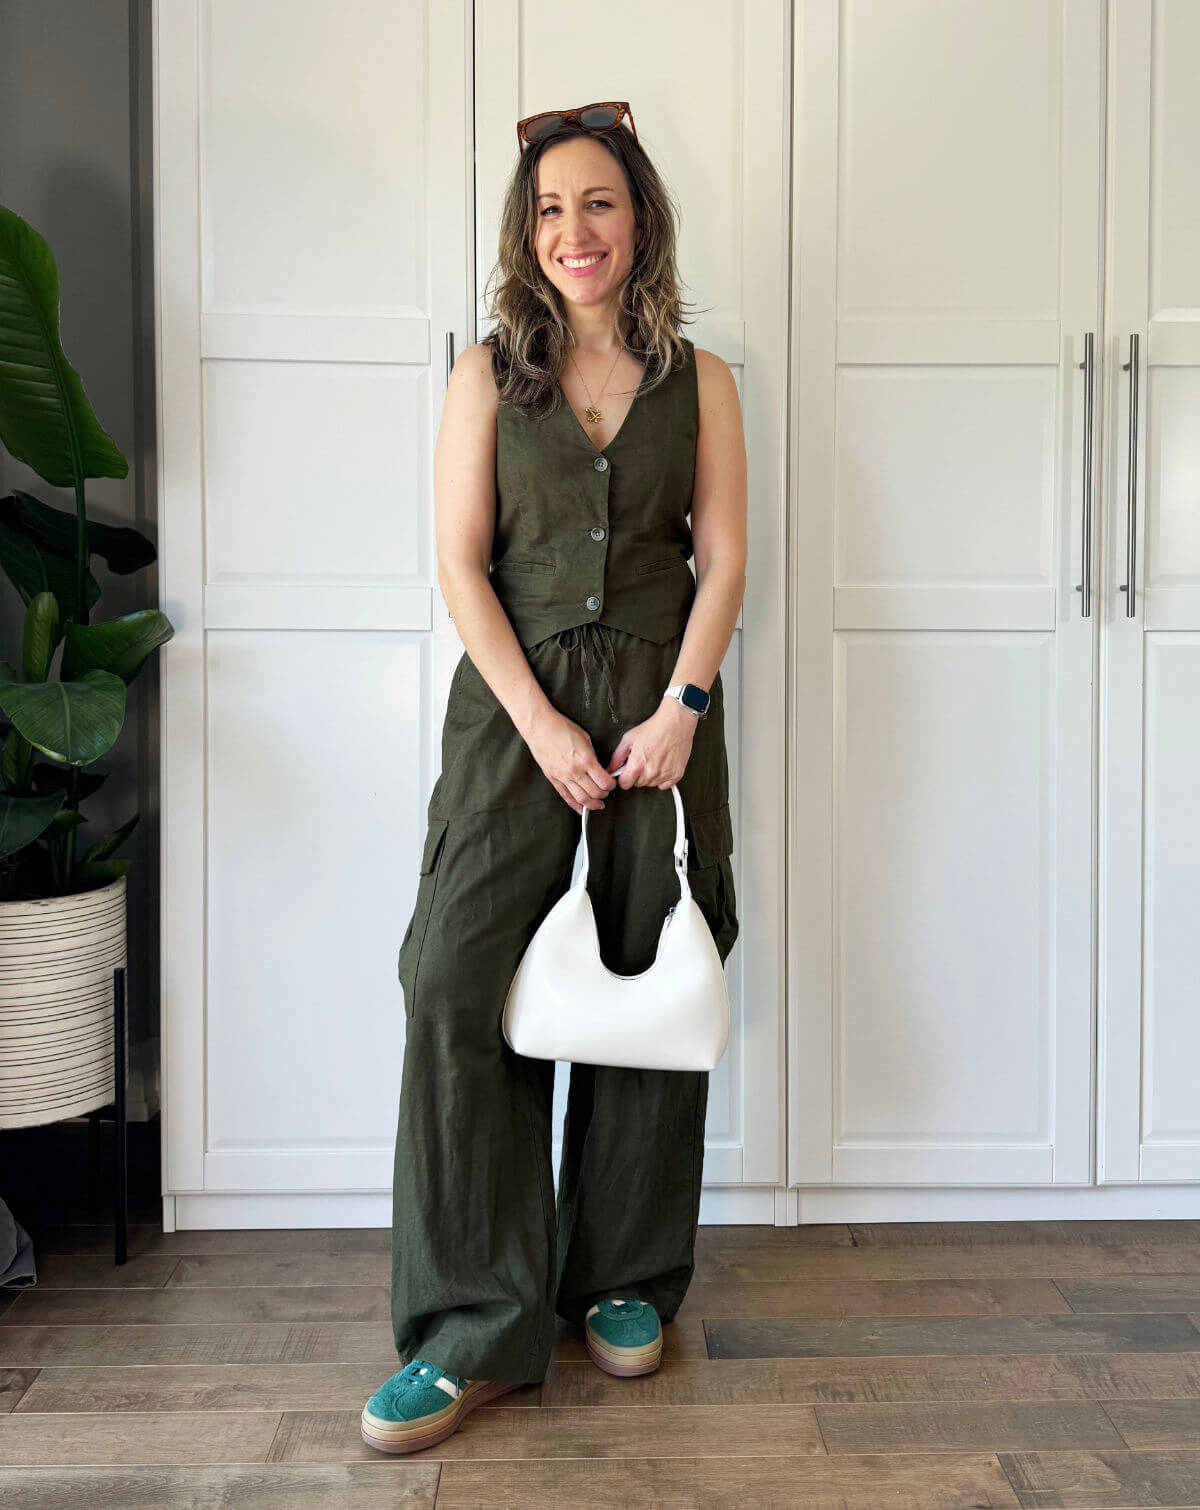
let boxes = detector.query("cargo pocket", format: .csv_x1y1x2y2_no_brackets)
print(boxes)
397,816,450,1018
684,804,739,964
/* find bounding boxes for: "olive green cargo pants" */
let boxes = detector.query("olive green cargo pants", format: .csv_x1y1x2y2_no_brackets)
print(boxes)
391,620,739,1385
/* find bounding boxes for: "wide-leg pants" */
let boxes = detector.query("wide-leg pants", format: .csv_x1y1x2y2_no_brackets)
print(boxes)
390,620,739,1385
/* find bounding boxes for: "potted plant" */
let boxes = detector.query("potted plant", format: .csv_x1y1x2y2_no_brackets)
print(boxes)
0,203,174,1130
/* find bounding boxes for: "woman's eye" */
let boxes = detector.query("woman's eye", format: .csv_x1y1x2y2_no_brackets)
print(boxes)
540,200,612,217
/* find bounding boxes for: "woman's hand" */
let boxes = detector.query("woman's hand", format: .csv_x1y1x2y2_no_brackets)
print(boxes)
525,705,618,813
607,698,699,790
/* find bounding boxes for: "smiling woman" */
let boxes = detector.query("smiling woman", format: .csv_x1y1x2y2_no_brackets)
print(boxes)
365,101,747,1461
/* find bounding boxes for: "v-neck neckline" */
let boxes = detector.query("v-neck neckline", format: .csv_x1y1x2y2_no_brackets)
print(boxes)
557,357,652,455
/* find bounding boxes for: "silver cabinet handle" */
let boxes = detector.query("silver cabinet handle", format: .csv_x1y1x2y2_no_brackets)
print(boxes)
1075,331,1095,618
445,330,456,388
1118,332,1139,618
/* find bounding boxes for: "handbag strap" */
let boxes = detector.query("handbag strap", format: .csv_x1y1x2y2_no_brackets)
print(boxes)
577,763,690,896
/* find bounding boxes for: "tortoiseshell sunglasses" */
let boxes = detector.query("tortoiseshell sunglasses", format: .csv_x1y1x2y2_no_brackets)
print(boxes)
517,101,638,151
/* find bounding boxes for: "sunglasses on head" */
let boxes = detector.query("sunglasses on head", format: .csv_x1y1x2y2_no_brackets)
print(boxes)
517,101,638,151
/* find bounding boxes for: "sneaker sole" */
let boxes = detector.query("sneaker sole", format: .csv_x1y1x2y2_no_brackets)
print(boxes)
360,1376,520,1454
584,1326,664,1377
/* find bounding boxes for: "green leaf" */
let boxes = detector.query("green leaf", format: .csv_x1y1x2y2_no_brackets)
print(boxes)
30,759,107,799
44,807,87,835
0,789,65,862
74,858,132,885
22,590,59,682
2,488,156,574
62,609,174,685
0,206,128,487
0,668,125,765
80,811,138,864
0,723,34,787
0,502,101,620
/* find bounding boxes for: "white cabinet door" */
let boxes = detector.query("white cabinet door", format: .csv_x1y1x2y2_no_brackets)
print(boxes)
157,0,472,1213
789,0,1104,1188
1100,0,1200,1184
472,0,791,1203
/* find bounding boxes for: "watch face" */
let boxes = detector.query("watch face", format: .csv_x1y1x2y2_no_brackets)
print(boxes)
681,683,709,714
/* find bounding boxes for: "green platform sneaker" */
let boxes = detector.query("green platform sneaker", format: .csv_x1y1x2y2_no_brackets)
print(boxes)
584,1297,664,1377
360,1359,518,1454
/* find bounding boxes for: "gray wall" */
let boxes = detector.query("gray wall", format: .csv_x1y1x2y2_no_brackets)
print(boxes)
0,0,160,1107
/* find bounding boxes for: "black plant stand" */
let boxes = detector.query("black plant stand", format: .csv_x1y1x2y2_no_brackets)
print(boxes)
84,966,128,1265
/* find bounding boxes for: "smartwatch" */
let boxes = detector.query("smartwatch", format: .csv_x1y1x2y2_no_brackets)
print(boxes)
663,682,710,719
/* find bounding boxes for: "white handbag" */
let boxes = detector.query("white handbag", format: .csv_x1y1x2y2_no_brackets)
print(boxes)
501,769,730,1071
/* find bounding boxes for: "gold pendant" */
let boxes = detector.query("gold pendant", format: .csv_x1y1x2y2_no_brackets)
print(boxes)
585,404,603,424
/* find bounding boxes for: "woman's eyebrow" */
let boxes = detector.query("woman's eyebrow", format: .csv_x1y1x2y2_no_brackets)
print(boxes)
536,186,616,201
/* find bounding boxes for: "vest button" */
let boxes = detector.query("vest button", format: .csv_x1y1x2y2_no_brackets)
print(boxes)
593,455,609,472
589,526,606,540
586,595,601,611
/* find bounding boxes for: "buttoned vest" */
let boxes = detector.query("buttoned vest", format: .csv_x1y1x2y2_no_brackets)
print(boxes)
489,335,698,647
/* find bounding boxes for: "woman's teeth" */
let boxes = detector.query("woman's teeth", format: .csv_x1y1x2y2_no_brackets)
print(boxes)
560,252,607,275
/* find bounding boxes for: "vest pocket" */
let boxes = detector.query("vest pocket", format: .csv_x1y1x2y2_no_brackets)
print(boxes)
397,816,450,1018
491,558,557,574
635,553,688,575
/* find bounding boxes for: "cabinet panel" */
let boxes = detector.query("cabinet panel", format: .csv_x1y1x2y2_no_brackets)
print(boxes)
791,0,1103,1187
158,0,471,1197
1102,0,1200,1185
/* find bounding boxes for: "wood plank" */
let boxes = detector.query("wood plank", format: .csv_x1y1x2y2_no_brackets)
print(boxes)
693,1241,1200,1281
0,1317,708,1368
0,1369,36,1413
0,1322,399,1366
814,1399,1125,1454
998,1447,1200,1505
850,1220,1200,1248
542,1353,1090,1407
270,1404,823,1462
2,1283,393,1326
19,1266,1077,1329
1102,1398,1200,1449
0,1410,282,1465
676,1276,1070,1318
0,1462,438,1506
6,1255,182,1289
435,1452,1021,1507
694,1223,855,1249
705,1312,1200,1359
1060,1277,1200,1312
36,1223,393,1257
17,1363,540,1413
45,1237,1200,1289
33,1221,852,1258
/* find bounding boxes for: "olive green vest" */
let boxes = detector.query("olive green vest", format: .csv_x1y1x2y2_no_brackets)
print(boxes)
489,336,698,647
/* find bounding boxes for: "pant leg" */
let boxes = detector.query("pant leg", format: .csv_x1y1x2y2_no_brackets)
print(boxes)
553,730,741,1329
390,801,577,1384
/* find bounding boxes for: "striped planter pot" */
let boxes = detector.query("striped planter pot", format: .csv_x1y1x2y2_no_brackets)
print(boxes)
0,875,127,1131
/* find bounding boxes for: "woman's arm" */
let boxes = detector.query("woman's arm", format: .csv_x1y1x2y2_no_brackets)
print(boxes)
671,347,748,692
433,343,617,812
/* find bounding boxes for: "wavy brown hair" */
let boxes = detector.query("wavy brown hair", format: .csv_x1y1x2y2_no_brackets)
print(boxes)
480,123,703,417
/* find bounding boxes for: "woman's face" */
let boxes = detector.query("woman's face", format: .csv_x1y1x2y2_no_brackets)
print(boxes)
533,136,640,313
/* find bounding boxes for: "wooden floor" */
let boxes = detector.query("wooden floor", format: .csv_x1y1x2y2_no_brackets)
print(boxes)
4,1124,1200,1505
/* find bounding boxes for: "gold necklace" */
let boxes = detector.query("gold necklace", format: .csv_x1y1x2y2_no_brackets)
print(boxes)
568,344,624,424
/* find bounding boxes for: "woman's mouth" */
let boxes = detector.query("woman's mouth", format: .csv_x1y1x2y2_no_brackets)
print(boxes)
559,251,608,278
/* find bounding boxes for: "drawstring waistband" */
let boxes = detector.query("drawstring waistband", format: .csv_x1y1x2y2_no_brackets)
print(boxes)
556,621,618,721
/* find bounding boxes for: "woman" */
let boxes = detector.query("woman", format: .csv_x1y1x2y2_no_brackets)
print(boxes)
362,101,747,1455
